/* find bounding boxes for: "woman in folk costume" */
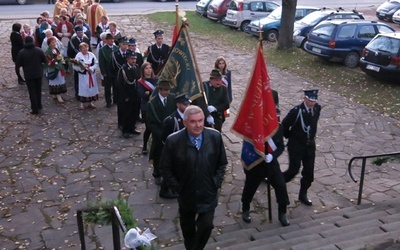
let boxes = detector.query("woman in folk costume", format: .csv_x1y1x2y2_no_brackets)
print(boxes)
45,36,67,103
21,24,35,43
137,62,157,155
215,56,232,116
95,15,108,45
73,42,99,110
86,0,107,43
108,21,122,46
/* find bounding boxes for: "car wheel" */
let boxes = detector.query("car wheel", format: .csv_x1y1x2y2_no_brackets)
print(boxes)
159,0,167,2
266,30,278,42
300,39,307,50
343,51,359,68
240,21,250,32
16,0,26,4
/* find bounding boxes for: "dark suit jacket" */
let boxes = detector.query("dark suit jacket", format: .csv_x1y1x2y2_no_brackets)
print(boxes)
67,35,91,59
98,44,118,78
162,110,184,143
147,43,170,74
160,127,227,213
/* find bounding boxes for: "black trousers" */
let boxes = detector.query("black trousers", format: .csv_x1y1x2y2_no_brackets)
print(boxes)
26,77,43,113
283,140,316,190
103,77,117,105
74,71,79,99
179,207,215,250
241,160,289,213
119,100,139,134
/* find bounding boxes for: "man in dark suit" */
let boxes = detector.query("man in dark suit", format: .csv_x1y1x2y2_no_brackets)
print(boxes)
112,36,131,128
99,33,118,108
16,36,47,115
67,26,91,100
203,69,230,132
160,105,227,250
146,30,170,75
282,89,321,206
146,80,176,187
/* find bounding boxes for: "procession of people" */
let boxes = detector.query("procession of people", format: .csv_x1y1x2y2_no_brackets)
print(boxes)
10,2,324,249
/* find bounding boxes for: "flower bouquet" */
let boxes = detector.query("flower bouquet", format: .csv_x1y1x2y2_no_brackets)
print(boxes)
44,53,66,80
142,49,148,59
67,58,87,70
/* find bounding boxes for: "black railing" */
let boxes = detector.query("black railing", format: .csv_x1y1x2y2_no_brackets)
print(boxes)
77,206,127,250
348,152,400,205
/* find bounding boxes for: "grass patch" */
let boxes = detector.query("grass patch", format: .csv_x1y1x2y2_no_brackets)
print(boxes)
148,11,400,121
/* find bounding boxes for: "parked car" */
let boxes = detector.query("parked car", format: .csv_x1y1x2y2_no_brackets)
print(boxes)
222,0,280,32
247,6,318,41
0,0,28,4
376,0,400,22
293,8,364,49
196,0,213,17
359,32,400,81
207,0,231,22
392,8,400,24
304,20,395,68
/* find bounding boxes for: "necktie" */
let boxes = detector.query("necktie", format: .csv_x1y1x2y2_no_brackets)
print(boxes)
194,137,199,150
163,98,167,107
123,52,126,58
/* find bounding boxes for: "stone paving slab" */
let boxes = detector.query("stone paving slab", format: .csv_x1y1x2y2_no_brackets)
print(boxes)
0,9,400,249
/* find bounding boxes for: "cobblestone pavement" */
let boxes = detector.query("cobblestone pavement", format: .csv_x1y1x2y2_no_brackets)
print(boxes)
0,12,400,249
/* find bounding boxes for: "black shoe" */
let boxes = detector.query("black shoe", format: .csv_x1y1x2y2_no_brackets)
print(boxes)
278,213,290,227
132,129,141,135
30,110,38,115
242,211,251,223
298,194,313,206
18,79,25,85
142,147,148,155
154,177,162,186
159,189,178,199
106,103,112,108
123,133,131,139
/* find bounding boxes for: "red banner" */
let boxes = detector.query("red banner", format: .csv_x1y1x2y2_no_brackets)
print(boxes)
231,42,278,157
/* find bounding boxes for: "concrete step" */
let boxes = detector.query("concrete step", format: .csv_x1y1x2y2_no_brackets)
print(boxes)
335,229,400,249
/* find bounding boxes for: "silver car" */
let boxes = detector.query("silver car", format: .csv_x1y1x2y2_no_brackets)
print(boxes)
223,0,279,31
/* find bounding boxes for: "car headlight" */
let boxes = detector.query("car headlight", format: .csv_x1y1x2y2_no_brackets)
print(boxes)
293,30,301,36
388,8,397,14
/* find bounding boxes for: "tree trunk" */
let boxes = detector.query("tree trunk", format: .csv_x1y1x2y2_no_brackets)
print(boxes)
278,0,297,49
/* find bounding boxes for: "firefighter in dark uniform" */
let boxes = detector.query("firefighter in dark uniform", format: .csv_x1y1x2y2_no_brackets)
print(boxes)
146,30,170,75
115,50,141,138
282,89,321,206
203,69,230,132
127,38,144,69
241,90,290,227
159,93,191,199
146,80,176,188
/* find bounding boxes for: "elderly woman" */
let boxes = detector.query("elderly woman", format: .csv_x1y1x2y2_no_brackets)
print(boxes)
10,22,25,85
73,42,99,110
21,23,35,43
45,36,67,103
42,29,65,56
56,16,73,48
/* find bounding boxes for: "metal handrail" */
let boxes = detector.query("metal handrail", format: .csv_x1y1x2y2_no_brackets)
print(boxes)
348,152,400,205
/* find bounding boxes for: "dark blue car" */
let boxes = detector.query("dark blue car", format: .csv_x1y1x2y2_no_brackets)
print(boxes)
293,8,364,49
304,19,395,68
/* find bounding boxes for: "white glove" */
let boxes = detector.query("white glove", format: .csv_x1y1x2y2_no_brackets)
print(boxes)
207,105,217,113
206,116,215,125
265,154,273,163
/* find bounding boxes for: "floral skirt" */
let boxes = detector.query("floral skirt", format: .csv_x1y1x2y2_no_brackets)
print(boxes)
48,71,67,95
79,95,99,103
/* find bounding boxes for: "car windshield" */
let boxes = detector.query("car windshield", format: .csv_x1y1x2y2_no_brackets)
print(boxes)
268,7,282,20
389,0,400,3
297,11,327,26
367,36,400,54
311,23,336,36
